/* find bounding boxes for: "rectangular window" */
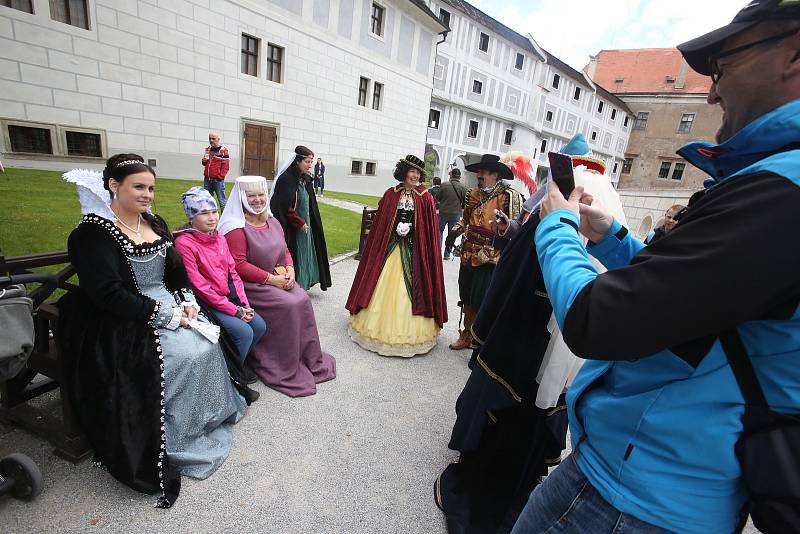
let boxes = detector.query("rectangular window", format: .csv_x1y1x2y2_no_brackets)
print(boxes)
622,157,633,174
545,110,553,122
468,120,479,138
573,87,582,100
623,115,629,127
590,131,597,141
370,2,385,37
515,53,524,70
677,113,695,133
266,43,283,83
3,0,33,13
428,109,440,129
633,111,649,130
597,100,604,113
503,129,513,145
66,131,102,157
372,82,383,110
671,162,686,181
478,32,489,52
658,161,672,179
552,73,560,89
540,139,547,153
50,0,89,29
611,109,617,121
439,8,450,27
241,34,259,77
9,125,53,154
472,79,483,94
358,76,369,106
351,160,363,174
365,162,376,176
613,162,619,174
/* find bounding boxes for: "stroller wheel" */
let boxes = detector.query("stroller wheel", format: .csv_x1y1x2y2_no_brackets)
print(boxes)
0,453,43,500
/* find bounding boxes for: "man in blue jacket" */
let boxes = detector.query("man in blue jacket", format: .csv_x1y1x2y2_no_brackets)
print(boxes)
513,3,800,533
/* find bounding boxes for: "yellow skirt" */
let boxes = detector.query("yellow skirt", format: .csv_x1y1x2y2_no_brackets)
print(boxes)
350,247,440,357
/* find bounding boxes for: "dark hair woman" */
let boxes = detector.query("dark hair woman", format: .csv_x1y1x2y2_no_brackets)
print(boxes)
345,155,447,357
269,145,331,291
59,154,250,507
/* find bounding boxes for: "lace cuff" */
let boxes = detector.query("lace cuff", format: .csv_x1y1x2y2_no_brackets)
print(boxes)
155,305,182,330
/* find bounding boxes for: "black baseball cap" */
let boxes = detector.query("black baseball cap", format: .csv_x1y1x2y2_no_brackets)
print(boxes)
678,0,800,75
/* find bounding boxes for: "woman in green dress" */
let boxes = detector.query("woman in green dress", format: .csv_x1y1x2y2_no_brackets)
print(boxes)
269,145,331,291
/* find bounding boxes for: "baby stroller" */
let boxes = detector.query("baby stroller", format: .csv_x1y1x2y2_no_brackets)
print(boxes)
0,273,56,501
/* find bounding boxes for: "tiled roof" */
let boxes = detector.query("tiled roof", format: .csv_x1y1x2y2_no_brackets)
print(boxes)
587,49,712,95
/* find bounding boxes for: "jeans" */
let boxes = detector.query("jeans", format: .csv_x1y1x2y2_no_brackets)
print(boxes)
211,309,267,362
315,177,324,195
511,454,671,534
204,178,227,211
439,212,460,257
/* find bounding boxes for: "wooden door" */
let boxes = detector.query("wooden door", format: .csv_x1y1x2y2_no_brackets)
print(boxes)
242,123,277,179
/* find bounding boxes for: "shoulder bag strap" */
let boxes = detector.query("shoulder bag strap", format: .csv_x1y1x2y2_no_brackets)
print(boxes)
719,328,769,408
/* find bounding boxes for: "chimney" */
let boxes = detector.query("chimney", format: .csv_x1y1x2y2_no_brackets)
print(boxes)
586,54,598,80
675,58,689,89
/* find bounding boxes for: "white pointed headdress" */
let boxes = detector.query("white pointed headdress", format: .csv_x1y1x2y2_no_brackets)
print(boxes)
63,168,116,221
217,175,271,236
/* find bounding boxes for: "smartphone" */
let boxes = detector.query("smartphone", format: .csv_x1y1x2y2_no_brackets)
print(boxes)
548,151,575,198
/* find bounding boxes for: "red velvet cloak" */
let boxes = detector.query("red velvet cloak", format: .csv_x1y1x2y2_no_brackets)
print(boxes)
345,184,448,327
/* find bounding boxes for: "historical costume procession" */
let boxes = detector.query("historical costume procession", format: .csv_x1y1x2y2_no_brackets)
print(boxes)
269,145,332,291
219,176,336,397
59,155,255,508
346,155,448,357
435,134,630,533
444,153,526,351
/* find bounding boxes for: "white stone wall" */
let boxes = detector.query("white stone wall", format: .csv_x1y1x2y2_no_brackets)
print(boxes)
0,0,443,196
534,62,633,185
618,189,693,239
425,0,540,193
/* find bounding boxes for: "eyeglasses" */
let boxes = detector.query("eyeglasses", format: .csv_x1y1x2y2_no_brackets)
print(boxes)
709,29,798,84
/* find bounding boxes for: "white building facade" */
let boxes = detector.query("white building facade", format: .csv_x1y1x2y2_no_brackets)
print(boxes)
0,0,445,195
424,0,633,191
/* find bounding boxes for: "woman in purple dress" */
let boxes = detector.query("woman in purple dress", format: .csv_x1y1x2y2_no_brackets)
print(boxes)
218,176,336,397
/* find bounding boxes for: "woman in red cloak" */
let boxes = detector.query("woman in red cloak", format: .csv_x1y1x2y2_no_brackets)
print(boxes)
345,155,447,357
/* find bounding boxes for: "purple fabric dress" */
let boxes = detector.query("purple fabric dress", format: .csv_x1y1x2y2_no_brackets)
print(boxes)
242,222,336,397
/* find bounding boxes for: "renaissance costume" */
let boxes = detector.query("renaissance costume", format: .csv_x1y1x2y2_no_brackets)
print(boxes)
220,176,336,397
435,135,629,533
269,152,331,290
446,153,528,350
346,155,447,357
58,169,250,508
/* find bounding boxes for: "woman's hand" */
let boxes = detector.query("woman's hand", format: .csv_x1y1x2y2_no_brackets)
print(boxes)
578,195,614,243
540,184,584,220
267,273,291,289
285,267,295,290
302,224,309,234
182,303,198,321
241,306,255,323
179,313,191,328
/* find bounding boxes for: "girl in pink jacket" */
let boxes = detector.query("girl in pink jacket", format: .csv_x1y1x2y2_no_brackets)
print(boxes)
175,187,266,362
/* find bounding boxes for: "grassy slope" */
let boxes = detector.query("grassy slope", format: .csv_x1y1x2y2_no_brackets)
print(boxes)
0,168,360,258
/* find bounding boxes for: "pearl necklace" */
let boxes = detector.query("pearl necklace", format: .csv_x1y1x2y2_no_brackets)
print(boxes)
116,213,143,238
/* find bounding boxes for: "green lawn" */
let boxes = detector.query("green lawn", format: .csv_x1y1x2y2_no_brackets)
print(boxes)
323,190,382,208
0,168,361,259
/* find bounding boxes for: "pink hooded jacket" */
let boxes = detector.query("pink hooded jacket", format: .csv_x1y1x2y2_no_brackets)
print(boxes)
174,229,249,316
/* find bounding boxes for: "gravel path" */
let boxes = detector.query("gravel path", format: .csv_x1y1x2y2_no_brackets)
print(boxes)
0,255,469,534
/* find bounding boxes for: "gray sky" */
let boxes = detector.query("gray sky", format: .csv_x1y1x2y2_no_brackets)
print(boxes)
469,0,743,70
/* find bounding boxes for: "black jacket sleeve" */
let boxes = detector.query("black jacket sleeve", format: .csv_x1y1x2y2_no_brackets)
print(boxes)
68,223,159,323
562,172,800,366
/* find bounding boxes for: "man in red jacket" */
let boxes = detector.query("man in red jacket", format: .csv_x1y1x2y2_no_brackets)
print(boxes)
202,131,230,210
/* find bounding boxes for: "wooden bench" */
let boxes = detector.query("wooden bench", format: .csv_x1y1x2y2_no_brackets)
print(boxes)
355,207,378,261
0,252,91,463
